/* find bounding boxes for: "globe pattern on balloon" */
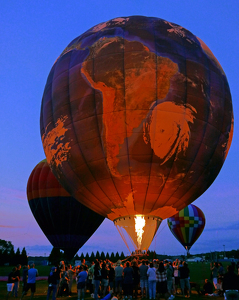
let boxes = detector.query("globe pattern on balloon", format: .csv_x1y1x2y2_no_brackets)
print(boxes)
40,16,233,248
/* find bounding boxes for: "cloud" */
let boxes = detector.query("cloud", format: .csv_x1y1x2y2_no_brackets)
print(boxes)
24,244,52,256
0,186,26,201
205,221,239,231
0,225,23,228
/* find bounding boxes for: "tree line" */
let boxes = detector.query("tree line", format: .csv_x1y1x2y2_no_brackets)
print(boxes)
48,247,157,264
0,239,28,266
2,238,239,266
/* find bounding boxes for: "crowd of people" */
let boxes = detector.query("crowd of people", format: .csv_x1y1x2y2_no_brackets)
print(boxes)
44,258,190,300
206,262,239,299
5,258,239,300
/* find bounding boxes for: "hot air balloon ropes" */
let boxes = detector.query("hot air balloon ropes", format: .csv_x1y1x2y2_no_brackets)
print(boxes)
27,160,104,260
167,204,206,254
40,16,233,254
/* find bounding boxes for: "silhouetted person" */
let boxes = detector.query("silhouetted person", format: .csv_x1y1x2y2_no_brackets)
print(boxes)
20,263,38,300
201,279,213,295
223,265,239,300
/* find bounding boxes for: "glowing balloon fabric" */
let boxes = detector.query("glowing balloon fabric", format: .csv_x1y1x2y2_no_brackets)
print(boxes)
167,204,205,252
27,160,104,259
114,215,161,252
40,16,233,224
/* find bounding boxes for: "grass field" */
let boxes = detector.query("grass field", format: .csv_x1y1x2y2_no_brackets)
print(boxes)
0,262,226,300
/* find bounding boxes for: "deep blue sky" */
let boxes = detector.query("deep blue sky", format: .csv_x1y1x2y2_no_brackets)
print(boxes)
0,1,238,257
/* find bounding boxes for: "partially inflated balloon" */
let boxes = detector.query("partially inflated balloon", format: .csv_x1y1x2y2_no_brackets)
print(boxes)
40,16,233,251
27,160,104,259
167,204,205,253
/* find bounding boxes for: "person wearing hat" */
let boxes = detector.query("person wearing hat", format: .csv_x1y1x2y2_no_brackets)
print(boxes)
46,267,58,300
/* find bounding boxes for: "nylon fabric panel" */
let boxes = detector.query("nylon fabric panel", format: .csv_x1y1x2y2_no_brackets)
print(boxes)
40,16,233,222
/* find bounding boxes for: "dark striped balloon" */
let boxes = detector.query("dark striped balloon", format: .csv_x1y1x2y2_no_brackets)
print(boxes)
167,204,205,253
27,159,105,259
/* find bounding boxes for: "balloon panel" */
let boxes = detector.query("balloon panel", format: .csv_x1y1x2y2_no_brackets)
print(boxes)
27,160,105,258
167,204,205,249
40,16,233,221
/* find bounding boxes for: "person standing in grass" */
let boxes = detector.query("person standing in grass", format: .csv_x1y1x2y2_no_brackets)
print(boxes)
156,261,169,300
115,260,123,298
46,267,58,300
166,263,174,299
139,260,148,299
108,263,115,293
172,260,180,294
217,262,225,293
101,262,110,298
20,263,38,300
6,267,16,300
123,261,134,299
12,264,21,298
22,265,29,292
210,262,218,290
179,262,190,298
67,264,76,296
147,262,157,300
77,265,88,300
94,261,102,300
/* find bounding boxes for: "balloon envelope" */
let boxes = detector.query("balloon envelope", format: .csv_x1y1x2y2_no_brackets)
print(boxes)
167,204,205,252
40,16,233,224
27,160,105,259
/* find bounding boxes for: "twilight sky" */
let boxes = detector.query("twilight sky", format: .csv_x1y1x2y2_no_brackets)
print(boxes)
0,1,239,257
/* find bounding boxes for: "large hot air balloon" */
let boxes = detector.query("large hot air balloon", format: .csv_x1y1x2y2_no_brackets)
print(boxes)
40,16,233,252
27,160,105,259
167,204,205,253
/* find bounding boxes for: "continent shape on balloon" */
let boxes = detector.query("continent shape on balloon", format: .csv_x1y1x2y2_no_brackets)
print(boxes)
40,16,233,252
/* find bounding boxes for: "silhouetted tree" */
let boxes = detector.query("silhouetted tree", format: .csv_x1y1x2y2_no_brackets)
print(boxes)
48,247,63,265
110,252,115,262
9,248,15,265
0,249,9,265
120,252,125,260
90,252,95,262
85,253,90,261
115,252,120,261
106,252,110,260
14,247,21,265
0,239,14,265
0,239,14,253
96,251,100,260
20,247,28,265
100,251,105,260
